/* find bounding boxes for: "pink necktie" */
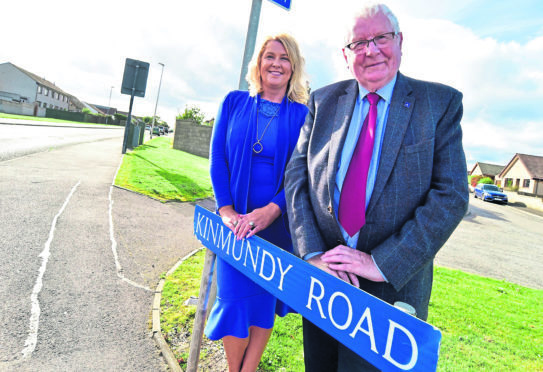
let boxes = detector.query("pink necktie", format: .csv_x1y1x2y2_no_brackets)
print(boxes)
338,92,380,236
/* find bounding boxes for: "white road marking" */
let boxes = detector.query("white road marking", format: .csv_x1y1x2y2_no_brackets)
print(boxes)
21,180,81,359
109,157,151,292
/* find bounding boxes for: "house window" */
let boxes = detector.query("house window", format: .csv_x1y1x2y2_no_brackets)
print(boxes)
523,179,530,188
37,85,42,94
43,88,49,96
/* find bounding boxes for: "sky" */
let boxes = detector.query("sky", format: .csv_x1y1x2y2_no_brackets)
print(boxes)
2,0,543,168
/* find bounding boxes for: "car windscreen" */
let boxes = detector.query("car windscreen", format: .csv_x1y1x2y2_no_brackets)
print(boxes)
483,185,500,191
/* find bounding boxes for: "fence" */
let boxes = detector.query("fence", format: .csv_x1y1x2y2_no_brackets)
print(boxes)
0,99,45,117
45,108,124,125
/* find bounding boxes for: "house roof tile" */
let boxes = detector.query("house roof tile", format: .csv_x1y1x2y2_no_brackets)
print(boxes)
518,154,543,179
475,162,504,176
7,62,73,97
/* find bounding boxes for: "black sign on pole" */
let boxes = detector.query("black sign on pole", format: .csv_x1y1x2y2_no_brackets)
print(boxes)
121,58,149,97
120,58,149,154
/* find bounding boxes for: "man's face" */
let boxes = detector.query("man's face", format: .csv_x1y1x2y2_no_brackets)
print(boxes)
343,11,403,92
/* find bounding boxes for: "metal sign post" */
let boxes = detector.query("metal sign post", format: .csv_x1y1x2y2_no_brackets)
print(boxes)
238,0,263,90
238,0,292,90
120,58,149,154
185,249,216,372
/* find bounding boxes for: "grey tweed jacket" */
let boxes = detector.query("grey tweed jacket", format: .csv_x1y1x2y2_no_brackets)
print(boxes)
284,72,469,320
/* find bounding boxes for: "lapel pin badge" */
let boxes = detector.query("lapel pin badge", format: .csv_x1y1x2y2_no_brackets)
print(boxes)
404,102,410,108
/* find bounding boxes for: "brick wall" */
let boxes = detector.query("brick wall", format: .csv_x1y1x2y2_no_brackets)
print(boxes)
173,119,212,158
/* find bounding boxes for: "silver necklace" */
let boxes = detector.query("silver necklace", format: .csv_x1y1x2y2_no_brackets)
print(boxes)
253,105,280,154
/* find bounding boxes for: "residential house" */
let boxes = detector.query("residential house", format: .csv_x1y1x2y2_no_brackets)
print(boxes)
0,62,73,111
92,104,117,116
496,153,543,196
469,162,505,182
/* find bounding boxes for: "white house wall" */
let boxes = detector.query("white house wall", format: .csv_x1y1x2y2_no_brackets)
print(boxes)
502,159,536,194
0,63,70,111
472,165,482,176
0,63,36,102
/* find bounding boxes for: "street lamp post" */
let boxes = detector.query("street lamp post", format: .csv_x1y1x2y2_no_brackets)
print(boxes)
150,62,165,139
106,85,113,124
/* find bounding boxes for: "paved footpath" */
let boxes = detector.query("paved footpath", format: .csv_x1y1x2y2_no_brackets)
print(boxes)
0,134,207,371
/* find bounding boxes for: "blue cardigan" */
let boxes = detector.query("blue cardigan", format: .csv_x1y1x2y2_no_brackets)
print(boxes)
210,90,308,215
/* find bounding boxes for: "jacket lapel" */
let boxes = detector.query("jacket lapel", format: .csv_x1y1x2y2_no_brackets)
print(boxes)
326,80,358,214
367,73,414,215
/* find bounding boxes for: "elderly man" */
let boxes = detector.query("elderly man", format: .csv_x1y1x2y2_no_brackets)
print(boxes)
285,3,468,371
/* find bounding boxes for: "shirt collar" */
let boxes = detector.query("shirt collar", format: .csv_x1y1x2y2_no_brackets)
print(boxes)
357,74,397,104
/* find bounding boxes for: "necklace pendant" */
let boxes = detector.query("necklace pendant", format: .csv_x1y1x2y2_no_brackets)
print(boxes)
253,141,263,154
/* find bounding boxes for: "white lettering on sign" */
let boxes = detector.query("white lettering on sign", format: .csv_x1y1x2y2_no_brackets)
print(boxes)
259,249,275,281
276,258,292,291
197,213,292,294
328,291,353,330
350,307,378,354
383,320,418,370
243,240,260,271
306,277,326,319
219,227,232,255
304,276,419,365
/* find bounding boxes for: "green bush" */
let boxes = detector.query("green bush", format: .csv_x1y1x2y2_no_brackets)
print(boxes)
479,177,493,184
176,104,205,125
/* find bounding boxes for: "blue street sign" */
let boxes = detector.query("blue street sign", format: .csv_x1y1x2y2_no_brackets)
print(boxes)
194,206,442,371
267,0,291,11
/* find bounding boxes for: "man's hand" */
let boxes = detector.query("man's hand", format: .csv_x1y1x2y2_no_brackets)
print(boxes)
307,252,360,286
307,253,338,277
321,245,385,285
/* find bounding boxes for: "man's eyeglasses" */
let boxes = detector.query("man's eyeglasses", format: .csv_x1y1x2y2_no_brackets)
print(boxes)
344,32,398,52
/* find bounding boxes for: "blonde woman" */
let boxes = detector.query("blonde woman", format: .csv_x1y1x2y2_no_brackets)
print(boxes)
204,33,309,371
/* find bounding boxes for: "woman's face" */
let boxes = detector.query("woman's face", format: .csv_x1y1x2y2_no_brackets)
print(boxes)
259,40,292,93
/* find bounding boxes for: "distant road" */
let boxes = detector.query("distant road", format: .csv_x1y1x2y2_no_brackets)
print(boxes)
0,118,124,161
436,197,543,289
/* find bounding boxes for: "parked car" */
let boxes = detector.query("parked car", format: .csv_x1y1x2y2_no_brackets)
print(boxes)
159,126,165,135
152,126,160,136
163,127,169,134
474,183,508,204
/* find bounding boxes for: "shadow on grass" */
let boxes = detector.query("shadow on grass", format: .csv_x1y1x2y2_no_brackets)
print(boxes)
130,153,209,200
156,169,209,199
135,144,158,150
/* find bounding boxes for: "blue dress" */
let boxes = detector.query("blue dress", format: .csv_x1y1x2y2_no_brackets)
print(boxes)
205,91,308,340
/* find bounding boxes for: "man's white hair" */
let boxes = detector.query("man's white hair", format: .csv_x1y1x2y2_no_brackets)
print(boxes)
344,2,401,45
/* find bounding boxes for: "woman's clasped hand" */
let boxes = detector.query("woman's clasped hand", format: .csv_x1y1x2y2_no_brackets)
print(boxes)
220,204,281,240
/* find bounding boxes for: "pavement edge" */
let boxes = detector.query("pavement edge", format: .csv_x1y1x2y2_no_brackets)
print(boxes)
152,247,205,372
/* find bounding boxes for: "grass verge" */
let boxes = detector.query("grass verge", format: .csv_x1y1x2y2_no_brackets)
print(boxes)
114,137,213,202
161,250,542,371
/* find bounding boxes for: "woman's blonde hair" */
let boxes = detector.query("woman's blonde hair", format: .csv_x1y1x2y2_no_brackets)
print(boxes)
246,33,309,104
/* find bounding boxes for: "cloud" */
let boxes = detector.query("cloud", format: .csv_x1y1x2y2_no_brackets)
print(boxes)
397,16,543,165
1,0,542,167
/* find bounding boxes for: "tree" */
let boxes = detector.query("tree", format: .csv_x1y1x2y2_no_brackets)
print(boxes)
176,105,205,125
